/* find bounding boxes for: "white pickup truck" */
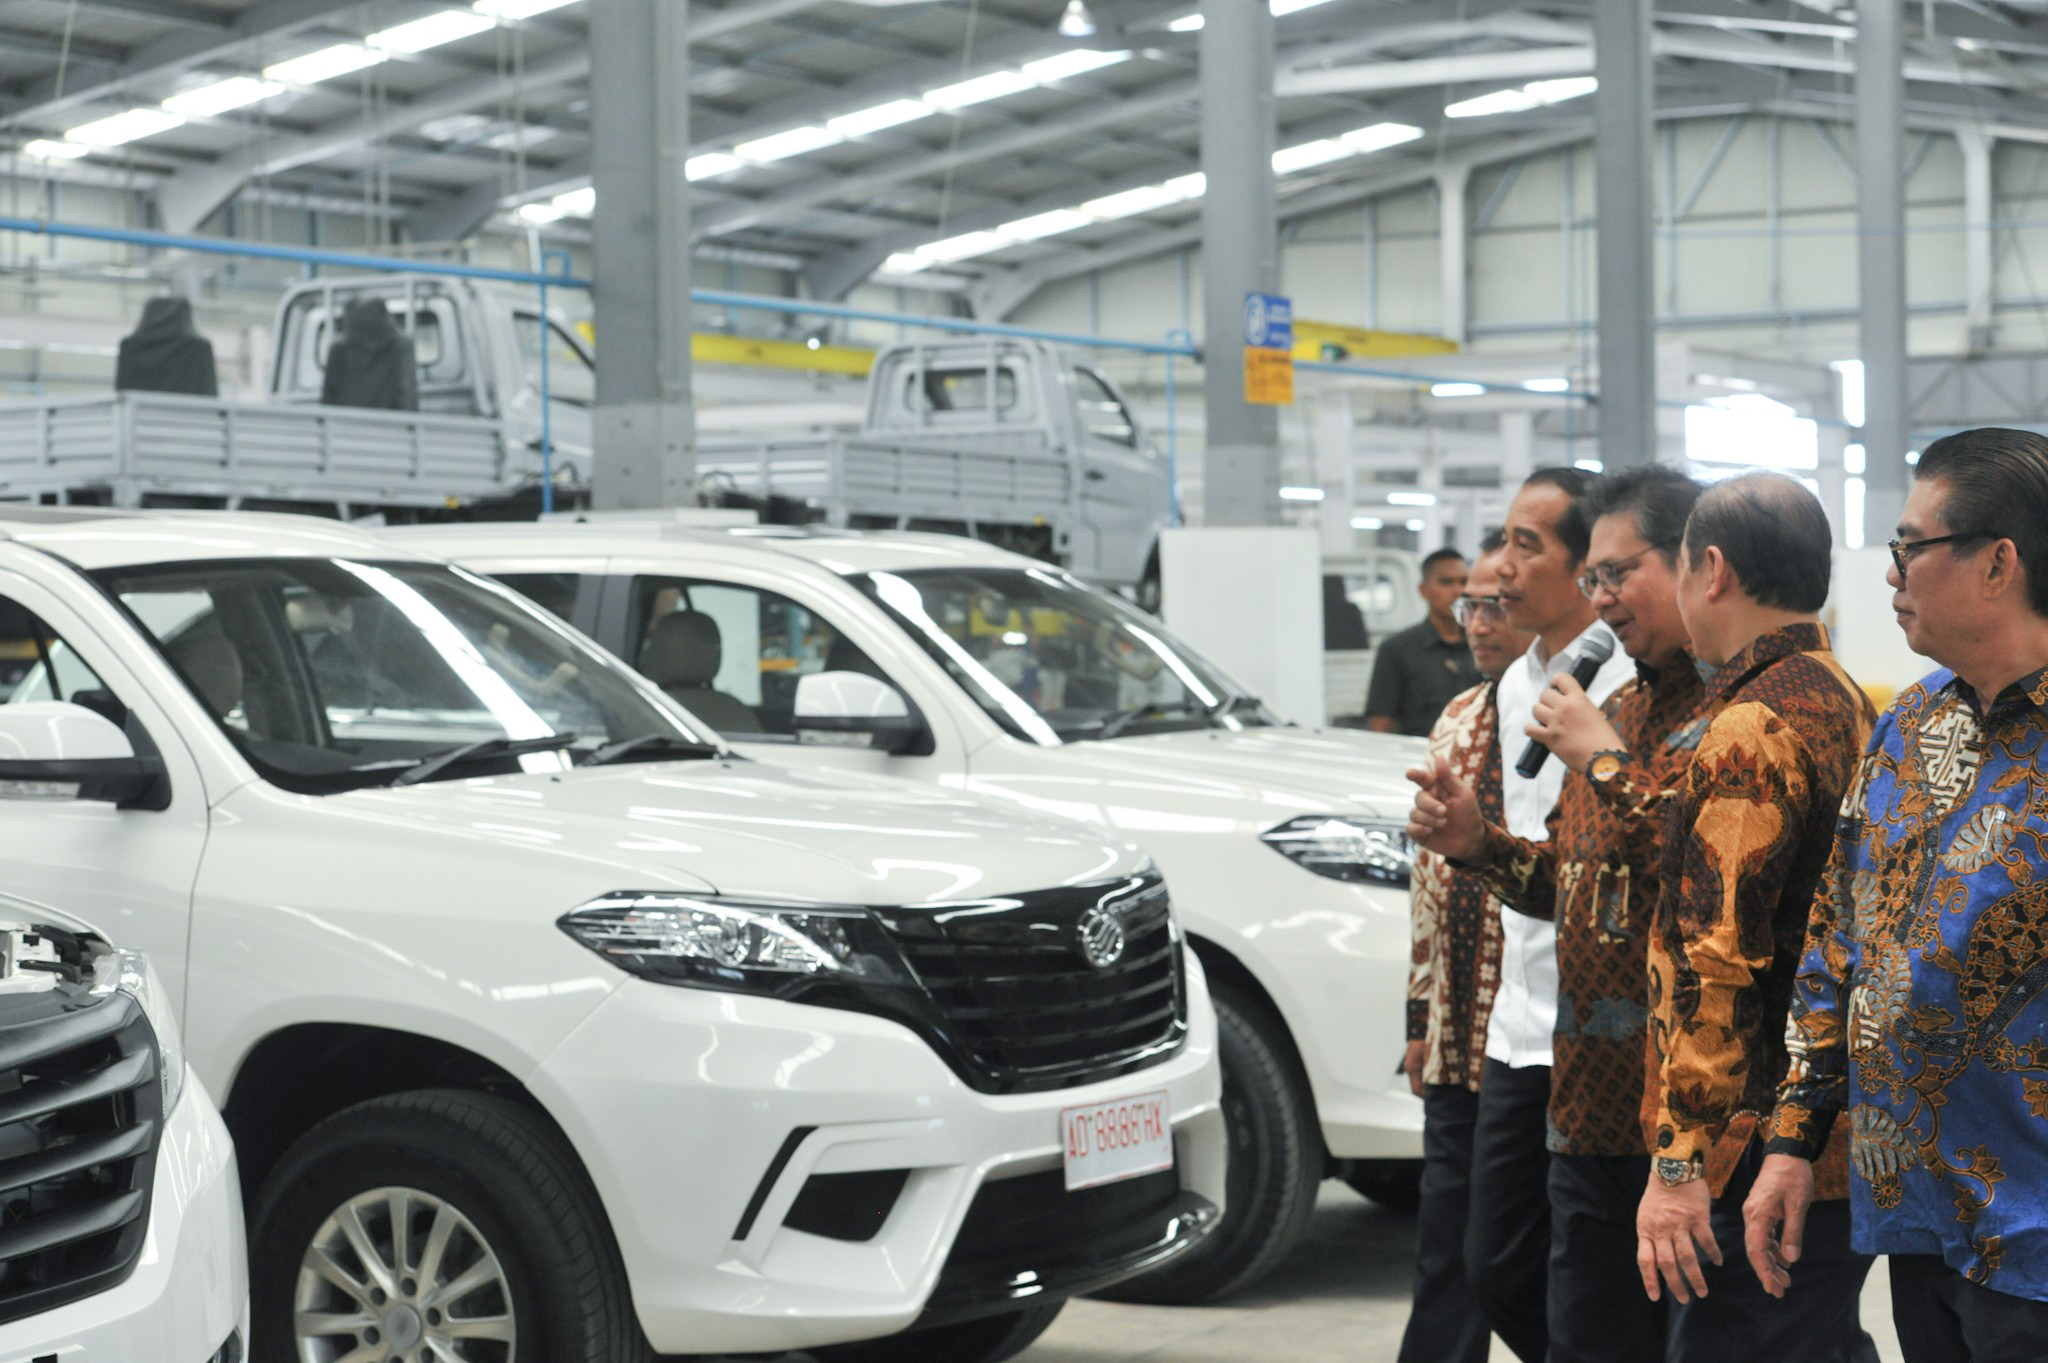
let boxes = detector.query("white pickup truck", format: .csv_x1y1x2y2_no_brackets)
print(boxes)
0,276,1171,599
0,505,1223,1362
402,516,1429,1303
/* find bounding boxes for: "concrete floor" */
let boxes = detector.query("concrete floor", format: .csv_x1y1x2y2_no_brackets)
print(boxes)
1016,1184,1907,1363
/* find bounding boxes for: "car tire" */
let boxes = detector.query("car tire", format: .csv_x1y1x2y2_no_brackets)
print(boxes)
250,1089,650,1363
1093,987,1321,1304
807,1300,1064,1363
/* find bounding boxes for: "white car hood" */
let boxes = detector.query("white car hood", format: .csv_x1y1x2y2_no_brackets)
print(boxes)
323,757,1142,906
983,724,1427,825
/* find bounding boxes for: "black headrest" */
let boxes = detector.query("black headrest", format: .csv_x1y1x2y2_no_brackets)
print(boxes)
641,611,723,688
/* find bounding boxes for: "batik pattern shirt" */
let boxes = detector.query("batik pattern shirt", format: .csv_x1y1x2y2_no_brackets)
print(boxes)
1646,625,1872,1199
1409,681,1506,1092
1468,656,1706,1155
1768,666,2048,1299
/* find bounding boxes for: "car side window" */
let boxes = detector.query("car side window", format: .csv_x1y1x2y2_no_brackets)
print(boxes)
629,576,882,739
0,593,126,729
492,573,582,625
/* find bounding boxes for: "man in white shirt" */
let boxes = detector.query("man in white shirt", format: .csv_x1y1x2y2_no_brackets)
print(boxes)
1459,468,1636,1363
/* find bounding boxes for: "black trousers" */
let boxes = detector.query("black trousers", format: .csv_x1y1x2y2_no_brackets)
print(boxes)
1548,1152,1668,1363
1890,1254,2048,1363
1669,1147,1877,1363
1463,1060,1552,1363
1398,1084,1490,1363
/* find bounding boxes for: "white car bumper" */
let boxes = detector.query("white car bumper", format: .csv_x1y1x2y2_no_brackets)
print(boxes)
535,958,1225,1355
0,1069,247,1363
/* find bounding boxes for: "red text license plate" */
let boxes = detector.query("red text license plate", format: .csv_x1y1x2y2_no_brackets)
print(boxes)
1061,1090,1174,1191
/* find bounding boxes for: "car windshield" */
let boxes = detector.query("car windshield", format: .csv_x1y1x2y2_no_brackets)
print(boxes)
91,558,722,793
851,566,1273,744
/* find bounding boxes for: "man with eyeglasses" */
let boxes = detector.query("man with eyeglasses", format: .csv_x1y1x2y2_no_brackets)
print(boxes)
1410,465,1706,1363
1408,468,1637,1362
1367,547,1483,736
1747,428,2048,1363
1399,531,1537,1363
1626,473,1877,1361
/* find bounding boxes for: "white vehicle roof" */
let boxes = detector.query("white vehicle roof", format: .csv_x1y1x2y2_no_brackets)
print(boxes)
0,505,440,573
387,519,1047,578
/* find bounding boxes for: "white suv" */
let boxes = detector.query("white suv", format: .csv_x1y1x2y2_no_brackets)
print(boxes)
0,507,1223,1362
0,896,245,1363
402,518,1427,1301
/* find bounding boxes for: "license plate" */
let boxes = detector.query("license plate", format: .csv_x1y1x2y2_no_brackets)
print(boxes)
1061,1090,1174,1191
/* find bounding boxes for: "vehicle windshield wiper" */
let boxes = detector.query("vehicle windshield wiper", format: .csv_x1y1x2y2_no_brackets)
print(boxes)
387,732,581,787
576,732,725,767
1094,700,1211,742
1208,694,1264,722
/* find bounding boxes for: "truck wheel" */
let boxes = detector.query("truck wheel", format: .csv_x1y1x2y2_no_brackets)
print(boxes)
250,1090,649,1363
808,1301,1064,1363
1094,987,1321,1304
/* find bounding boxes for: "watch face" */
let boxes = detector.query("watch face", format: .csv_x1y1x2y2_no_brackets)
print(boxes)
1590,753,1623,782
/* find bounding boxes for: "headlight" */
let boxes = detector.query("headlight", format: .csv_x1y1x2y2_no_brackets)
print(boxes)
559,892,914,995
1260,815,1415,886
92,948,185,1116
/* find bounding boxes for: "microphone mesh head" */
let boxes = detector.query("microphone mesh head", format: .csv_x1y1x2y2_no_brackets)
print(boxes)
1577,631,1616,666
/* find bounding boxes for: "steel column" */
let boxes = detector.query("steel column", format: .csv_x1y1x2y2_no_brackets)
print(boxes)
1960,127,1997,351
1439,166,1471,346
1857,0,1909,541
591,0,696,510
1199,0,1281,527
1594,0,1657,469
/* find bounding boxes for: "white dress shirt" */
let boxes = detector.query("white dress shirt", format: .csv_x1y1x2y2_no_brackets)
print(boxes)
1483,620,1636,1069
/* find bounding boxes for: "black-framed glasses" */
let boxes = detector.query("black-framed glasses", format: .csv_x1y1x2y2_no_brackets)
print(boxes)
1453,595,1506,628
1888,532,1991,580
1576,546,1657,600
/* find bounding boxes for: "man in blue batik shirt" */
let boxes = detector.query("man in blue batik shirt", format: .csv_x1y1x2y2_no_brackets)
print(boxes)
1746,426,2048,1363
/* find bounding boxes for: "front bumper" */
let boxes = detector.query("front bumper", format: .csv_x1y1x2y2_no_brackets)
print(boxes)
0,1069,248,1363
532,955,1224,1355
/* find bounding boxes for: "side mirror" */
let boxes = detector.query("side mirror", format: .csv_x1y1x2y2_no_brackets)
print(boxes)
793,672,927,756
0,703,165,807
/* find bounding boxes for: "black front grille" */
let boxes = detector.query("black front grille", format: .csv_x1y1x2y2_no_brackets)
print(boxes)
0,990,161,1324
875,877,1187,1092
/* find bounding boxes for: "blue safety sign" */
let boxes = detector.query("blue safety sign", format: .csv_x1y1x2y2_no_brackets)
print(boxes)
1243,292,1293,350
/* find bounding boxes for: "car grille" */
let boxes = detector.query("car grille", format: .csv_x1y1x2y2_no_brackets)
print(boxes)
874,876,1186,1093
0,991,161,1324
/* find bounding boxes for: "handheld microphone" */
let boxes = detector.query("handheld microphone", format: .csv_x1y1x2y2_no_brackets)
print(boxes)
1515,631,1616,779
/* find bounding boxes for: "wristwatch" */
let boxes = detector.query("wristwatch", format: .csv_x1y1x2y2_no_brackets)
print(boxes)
1586,749,1627,784
1655,1156,1704,1187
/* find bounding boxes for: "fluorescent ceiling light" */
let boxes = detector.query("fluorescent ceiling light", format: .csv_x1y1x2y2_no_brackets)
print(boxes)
1082,183,1190,218
925,70,1036,109
1021,49,1130,83
1445,89,1539,119
1058,0,1096,37
162,76,284,117
736,125,841,162
1522,377,1571,392
1000,208,1095,240
882,252,928,275
1272,139,1350,173
1280,486,1326,501
1341,122,1424,154
65,107,186,146
551,186,595,215
1350,516,1384,530
22,139,89,160
1405,518,1427,531
914,230,1013,265
685,151,745,180
828,99,933,137
1526,76,1597,104
1386,491,1437,506
1575,459,1604,472
474,0,577,16
1168,14,1203,30
265,44,384,85
1163,172,1206,197
1430,382,1486,397
369,9,495,53
518,201,565,224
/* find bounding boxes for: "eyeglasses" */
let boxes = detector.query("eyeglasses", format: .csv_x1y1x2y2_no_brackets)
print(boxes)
1889,532,1990,580
1453,595,1506,628
1576,546,1657,600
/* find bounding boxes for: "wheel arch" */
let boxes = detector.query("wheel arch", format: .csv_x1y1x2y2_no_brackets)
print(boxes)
1183,934,1328,1166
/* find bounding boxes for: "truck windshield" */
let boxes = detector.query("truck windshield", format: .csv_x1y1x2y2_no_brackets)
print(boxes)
851,567,1273,744
92,558,722,794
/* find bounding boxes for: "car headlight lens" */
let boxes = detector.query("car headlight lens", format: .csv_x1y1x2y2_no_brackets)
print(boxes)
92,948,185,1116
560,892,914,994
1260,815,1415,886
